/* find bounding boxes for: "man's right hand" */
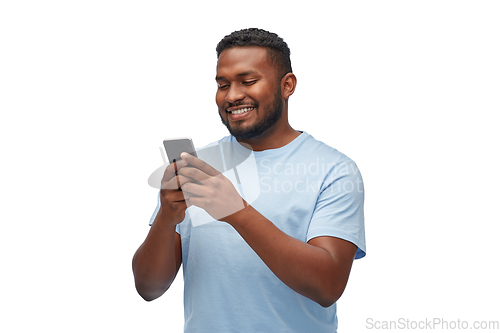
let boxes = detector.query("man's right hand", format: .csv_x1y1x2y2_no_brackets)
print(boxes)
158,158,191,226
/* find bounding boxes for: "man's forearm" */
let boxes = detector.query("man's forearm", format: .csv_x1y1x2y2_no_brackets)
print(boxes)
132,211,181,301
222,205,356,308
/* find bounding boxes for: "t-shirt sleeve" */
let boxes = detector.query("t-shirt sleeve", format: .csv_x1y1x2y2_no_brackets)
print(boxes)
149,192,161,226
306,160,366,259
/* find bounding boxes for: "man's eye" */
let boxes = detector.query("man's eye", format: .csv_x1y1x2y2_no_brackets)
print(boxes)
243,80,257,85
218,84,229,90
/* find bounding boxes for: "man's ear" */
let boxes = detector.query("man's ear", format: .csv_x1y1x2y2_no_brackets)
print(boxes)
281,73,297,100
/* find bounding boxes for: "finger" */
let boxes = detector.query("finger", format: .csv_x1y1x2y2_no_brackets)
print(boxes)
176,183,202,208
177,166,212,183
161,159,188,183
161,188,187,202
161,174,193,190
180,152,220,177
179,181,205,198
184,196,200,209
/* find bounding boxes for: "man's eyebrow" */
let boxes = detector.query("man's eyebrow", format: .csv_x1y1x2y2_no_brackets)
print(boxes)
215,71,257,81
236,70,257,77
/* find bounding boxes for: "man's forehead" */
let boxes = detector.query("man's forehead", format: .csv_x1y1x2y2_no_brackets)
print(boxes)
216,46,272,74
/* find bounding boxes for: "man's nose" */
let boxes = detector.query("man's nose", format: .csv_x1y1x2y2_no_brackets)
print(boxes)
226,84,245,104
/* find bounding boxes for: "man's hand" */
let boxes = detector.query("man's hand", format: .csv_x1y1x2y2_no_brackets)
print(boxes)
158,158,192,226
177,152,247,221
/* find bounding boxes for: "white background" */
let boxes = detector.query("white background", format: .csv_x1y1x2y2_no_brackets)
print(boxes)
1,1,499,332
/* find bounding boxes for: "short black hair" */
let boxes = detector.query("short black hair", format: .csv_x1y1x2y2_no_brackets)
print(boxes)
216,28,292,79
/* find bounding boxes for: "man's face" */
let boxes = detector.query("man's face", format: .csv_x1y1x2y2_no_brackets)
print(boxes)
216,47,284,140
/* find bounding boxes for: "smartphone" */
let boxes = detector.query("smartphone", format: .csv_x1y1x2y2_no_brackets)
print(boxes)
163,137,197,164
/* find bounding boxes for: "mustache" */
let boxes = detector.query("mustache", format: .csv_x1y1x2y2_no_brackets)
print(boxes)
226,101,258,109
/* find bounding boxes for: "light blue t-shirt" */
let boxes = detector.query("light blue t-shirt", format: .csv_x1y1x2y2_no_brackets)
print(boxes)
150,132,366,333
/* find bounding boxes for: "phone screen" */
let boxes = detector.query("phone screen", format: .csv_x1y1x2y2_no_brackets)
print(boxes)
163,138,197,164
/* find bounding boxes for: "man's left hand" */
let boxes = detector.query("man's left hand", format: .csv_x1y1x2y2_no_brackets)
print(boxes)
177,152,247,221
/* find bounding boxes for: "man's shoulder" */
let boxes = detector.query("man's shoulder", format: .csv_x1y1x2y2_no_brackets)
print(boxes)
298,132,355,166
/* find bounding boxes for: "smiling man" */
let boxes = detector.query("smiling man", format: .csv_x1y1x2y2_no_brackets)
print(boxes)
133,28,366,333
215,44,295,147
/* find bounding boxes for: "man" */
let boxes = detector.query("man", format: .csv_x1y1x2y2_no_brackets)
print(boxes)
133,28,366,332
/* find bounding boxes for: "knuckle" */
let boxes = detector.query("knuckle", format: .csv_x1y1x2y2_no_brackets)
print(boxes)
209,178,221,189
179,168,192,178
207,187,216,197
161,181,174,190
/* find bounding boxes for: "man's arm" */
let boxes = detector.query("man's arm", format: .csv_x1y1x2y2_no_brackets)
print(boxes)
132,212,182,301
132,160,189,301
178,153,358,307
224,207,357,307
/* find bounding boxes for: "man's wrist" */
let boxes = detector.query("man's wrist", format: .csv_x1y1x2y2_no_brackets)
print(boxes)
154,207,182,229
220,201,253,227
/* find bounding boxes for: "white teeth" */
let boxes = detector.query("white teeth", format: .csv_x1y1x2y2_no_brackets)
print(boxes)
229,107,254,114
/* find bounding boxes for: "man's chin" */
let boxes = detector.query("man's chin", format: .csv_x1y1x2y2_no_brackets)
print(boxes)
220,110,277,140
228,128,256,140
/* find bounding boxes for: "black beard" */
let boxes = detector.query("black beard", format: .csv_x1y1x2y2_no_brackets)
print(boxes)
220,90,283,140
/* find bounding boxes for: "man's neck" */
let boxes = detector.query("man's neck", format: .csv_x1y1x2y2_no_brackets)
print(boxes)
236,125,301,151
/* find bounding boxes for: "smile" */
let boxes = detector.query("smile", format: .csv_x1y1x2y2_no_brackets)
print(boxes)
227,107,255,115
